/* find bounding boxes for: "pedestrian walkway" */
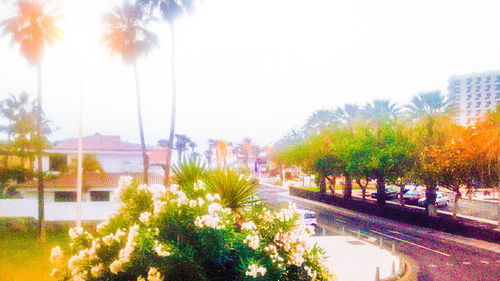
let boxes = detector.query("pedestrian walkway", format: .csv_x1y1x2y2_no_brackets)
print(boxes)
311,235,402,281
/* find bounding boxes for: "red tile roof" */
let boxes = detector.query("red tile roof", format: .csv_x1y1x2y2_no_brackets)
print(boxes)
22,172,164,188
50,133,145,152
149,147,167,164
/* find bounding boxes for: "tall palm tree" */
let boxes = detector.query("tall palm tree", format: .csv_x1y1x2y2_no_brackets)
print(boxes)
304,109,336,135
362,99,400,120
405,91,448,119
334,103,361,128
173,134,191,164
2,0,62,242
137,0,194,186
101,1,158,185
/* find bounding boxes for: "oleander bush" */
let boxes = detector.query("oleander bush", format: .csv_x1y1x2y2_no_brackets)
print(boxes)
50,169,335,281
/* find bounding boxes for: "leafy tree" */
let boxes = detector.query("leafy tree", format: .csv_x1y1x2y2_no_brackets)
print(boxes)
102,1,158,185
68,154,105,192
362,99,400,121
2,0,62,242
303,109,336,135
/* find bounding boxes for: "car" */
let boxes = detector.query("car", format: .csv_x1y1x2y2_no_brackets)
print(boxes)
296,209,318,228
370,185,399,199
418,191,449,208
403,190,425,205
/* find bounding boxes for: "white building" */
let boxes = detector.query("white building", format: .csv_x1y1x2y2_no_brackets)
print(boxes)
18,172,164,202
448,71,500,126
42,133,149,173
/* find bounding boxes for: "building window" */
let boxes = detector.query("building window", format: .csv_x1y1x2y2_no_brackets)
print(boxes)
466,78,472,85
475,85,481,92
496,75,500,83
454,88,460,94
466,86,471,93
485,76,491,83
90,191,110,202
476,102,481,108
466,102,471,108
485,93,491,99
485,85,491,92
496,84,500,91
496,93,500,100
476,94,481,100
466,94,471,100
55,192,77,202
476,77,481,84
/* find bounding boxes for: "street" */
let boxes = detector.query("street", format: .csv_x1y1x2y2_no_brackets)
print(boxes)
258,185,500,281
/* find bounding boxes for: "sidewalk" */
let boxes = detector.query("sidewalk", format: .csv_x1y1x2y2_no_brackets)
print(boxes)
311,235,402,281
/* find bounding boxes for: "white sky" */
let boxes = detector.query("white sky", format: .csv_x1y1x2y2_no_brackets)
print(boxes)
2,0,500,152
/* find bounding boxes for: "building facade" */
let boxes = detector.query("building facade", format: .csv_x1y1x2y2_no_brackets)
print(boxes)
448,71,500,126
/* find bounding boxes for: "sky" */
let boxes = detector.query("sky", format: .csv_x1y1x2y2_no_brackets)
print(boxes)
2,0,500,153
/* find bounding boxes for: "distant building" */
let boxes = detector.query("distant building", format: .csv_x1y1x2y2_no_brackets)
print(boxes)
448,71,500,126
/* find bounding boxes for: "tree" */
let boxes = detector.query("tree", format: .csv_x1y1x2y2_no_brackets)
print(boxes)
362,99,400,121
0,93,30,166
2,0,62,242
102,1,158,185
173,134,191,164
242,137,252,168
405,91,448,119
68,154,104,191
137,0,195,186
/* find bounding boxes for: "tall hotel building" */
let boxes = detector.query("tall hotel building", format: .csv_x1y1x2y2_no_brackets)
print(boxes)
448,71,500,126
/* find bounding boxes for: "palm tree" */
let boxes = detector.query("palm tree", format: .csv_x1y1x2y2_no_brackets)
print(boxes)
405,91,448,119
362,99,400,120
2,0,62,242
188,140,196,156
0,93,30,166
215,140,228,168
242,137,252,169
334,104,361,128
173,134,191,164
304,109,336,135
136,0,194,186
101,2,158,185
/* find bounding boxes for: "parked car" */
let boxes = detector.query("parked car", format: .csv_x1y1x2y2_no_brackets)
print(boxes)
296,209,318,229
418,191,449,208
403,190,425,205
371,185,399,199
403,185,426,194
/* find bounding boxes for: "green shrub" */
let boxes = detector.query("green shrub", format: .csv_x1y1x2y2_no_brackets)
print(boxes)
50,175,335,281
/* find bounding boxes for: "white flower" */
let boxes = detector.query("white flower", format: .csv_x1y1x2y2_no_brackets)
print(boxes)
207,202,223,215
91,263,105,278
194,214,222,229
139,212,152,224
114,176,133,202
154,241,171,257
50,246,64,267
241,221,257,232
69,226,83,239
147,267,163,281
244,234,260,250
138,184,149,192
245,263,266,278
96,220,108,232
149,184,166,201
153,201,167,216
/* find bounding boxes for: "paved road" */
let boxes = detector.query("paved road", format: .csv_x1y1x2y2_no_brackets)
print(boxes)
258,185,500,281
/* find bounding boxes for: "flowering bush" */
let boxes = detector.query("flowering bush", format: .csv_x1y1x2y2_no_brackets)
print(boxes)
50,176,335,281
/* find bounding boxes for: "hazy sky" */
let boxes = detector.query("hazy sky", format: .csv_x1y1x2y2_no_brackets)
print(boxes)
2,0,500,152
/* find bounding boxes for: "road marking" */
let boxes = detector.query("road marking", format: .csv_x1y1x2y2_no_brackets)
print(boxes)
370,230,451,257
462,262,472,265
428,264,437,268
386,229,422,240
480,260,490,265
335,218,347,223
445,263,453,266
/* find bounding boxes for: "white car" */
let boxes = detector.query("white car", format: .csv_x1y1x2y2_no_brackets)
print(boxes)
296,209,318,228
418,191,449,208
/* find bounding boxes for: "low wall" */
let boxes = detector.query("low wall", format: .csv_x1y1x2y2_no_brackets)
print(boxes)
0,199,118,221
289,187,500,244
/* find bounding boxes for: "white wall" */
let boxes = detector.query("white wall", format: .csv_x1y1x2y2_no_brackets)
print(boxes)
0,199,118,221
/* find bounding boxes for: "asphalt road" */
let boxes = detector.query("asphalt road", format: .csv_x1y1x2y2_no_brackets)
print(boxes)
258,185,500,281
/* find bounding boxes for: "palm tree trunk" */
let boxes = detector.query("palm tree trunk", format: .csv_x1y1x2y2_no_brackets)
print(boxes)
36,63,45,243
343,173,352,199
133,63,148,185
164,23,177,187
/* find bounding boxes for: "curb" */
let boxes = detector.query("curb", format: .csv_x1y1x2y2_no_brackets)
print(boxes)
273,187,500,255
